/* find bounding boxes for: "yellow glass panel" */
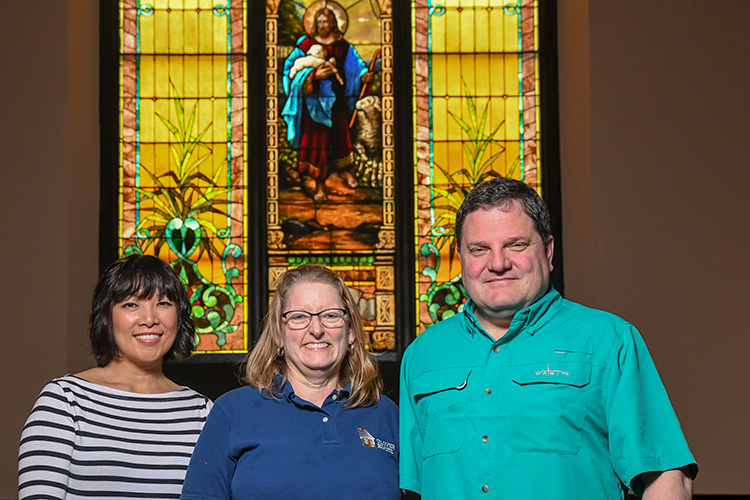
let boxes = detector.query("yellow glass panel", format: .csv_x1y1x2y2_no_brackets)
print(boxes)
475,8,489,52
182,56,199,96
154,12,170,53
444,54,463,95
431,12,446,52
153,56,171,97
489,96,508,140
140,15,155,54
459,7,476,53
505,95,520,135
431,97,448,141
488,8,505,52
474,53,490,95
444,10,460,52
138,99,155,142
502,10,519,52
444,141,464,176
212,13,226,53
197,56,213,95
169,11,184,52
445,96,465,146
198,9,214,53
183,11,199,53
502,53,519,95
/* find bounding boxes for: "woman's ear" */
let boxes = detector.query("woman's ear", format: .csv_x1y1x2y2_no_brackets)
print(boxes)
273,334,283,349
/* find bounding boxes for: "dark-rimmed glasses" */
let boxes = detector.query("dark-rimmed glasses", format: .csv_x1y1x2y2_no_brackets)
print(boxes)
281,308,348,329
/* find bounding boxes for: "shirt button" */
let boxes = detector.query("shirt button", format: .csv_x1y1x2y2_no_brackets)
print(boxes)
482,485,489,493
322,417,329,423
485,388,492,395
493,346,500,353
332,394,338,400
482,435,489,443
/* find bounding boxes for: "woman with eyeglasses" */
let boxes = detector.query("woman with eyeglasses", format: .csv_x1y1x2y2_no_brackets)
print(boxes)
180,264,399,500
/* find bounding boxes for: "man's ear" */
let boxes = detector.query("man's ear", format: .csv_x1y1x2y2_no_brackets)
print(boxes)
545,236,554,272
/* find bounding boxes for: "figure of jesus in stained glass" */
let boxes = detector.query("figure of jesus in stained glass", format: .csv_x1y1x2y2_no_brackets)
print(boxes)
281,1,374,204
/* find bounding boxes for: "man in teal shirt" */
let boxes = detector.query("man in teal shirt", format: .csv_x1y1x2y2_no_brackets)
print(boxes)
400,178,697,499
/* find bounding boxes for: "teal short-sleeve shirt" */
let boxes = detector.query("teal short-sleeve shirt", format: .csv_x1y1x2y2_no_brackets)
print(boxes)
399,288,696,499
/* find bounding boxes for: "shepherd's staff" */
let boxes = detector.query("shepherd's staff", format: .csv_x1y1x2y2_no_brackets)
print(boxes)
349,48,382,129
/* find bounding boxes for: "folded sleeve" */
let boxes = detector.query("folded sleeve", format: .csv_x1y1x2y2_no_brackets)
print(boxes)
606,324,698,496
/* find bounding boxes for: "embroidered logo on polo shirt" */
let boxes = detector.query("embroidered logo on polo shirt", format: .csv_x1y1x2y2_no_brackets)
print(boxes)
357,427,395,454
357,427,375,447
535,364,569,376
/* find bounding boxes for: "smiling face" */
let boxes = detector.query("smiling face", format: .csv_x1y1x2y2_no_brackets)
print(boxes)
110,293,178,369
458,201,554,337
277,281,354,387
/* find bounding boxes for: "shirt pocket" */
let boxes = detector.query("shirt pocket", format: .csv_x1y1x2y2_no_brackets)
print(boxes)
411,367,472,459
506,359,591,454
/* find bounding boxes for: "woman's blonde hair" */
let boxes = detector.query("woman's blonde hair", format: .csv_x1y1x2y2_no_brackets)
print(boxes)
244,265,382,408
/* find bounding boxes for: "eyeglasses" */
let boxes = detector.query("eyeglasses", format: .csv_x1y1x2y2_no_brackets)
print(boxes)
281,308,348,329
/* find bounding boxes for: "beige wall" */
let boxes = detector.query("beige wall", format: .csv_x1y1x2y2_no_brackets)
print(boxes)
0,1,99,497
558,1,750,494
0,1,747,497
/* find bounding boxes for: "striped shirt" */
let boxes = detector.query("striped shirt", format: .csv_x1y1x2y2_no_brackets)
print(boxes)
18,375,212,500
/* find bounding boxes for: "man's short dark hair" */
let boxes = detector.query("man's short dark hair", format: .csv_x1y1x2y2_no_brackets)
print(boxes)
89,254,195,366
455,177,552,248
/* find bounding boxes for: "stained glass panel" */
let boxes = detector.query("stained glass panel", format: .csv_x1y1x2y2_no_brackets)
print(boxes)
112,0,549,357
266,1,396,352
413,0,542,332
118,0,248,354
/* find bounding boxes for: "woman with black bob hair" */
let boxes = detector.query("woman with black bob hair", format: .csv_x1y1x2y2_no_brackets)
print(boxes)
89,253,195,365
19,254,212,500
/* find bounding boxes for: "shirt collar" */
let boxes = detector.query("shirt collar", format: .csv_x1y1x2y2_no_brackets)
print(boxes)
273,372,351,403
463,286,562,339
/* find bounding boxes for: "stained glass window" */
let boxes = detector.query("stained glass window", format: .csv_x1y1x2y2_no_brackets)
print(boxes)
109,0,553,358
413,0,544,332
266,1,396,352
118,0,248,354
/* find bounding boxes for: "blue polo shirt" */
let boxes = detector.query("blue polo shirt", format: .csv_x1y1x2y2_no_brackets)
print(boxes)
400,288,697,499
181,378,399,500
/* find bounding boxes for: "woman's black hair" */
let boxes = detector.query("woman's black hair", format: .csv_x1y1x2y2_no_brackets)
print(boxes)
89,254,195,366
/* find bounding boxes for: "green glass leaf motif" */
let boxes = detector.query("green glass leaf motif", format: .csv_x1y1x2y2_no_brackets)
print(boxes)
165,217,201,257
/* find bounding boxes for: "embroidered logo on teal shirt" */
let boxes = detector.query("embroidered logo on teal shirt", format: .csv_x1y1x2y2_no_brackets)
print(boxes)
535,364,570,376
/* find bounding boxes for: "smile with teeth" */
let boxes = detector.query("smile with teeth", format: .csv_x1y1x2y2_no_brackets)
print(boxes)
135,334,162,340
305,342,330,348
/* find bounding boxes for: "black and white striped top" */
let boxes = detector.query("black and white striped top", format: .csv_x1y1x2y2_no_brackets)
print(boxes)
18,375,212,500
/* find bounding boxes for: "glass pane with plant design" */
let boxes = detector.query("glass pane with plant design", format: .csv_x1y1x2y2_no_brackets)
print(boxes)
124,82,242,347
420,81,518,325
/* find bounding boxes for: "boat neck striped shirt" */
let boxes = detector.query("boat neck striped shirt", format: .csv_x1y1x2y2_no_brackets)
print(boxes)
18,375,212,500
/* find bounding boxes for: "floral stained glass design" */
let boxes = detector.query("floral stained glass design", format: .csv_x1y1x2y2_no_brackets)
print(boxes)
413,1,542,332
118,0,248,353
